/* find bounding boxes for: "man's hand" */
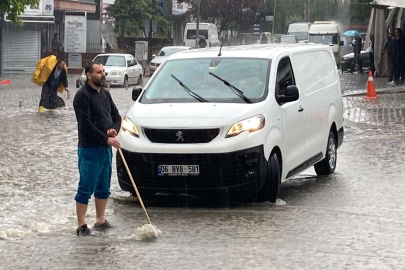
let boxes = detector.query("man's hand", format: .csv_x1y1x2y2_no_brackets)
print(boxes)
107,137,121,149
107,129,117,138
65,87,70,92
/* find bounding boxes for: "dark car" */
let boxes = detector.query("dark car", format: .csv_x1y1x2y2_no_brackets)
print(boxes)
340,50,371,73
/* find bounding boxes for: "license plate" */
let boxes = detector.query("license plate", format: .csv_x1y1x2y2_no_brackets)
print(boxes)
158,165,200,176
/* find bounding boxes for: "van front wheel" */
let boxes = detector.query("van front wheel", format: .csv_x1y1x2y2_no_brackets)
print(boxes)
314,131,337,175
257,153,281,203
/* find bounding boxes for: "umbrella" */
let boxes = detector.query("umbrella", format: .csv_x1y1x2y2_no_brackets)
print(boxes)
344,30,362,38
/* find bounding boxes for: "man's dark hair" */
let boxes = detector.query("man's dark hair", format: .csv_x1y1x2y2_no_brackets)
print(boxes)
395,28,402,36
57,59,65,64
85,61,102,74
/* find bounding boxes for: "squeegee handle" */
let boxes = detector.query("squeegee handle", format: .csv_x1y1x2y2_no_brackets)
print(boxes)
118,148,152,225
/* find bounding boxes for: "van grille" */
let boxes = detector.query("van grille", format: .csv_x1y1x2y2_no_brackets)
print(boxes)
144,128,220,144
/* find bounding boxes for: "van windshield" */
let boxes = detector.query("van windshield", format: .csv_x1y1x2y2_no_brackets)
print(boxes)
309,34,338,44
141,58,270,104
187,30,209,39
288,32,308,41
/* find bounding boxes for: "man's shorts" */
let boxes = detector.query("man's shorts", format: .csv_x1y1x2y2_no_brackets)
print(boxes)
75,147,112,204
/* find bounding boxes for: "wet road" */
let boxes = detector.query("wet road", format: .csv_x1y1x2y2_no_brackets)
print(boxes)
1,75,405,269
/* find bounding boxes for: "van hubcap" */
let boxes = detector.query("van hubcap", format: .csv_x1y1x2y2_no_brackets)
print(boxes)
328,137,336,170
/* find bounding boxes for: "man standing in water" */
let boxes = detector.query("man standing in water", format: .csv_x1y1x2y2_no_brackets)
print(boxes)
73,62,122,236
38,59,69,113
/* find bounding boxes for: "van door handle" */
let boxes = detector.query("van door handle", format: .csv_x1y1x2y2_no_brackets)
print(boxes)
298,106,304,112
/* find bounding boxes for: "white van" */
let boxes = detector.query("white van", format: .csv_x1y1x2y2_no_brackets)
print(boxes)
117,44,344,203
308,21,343,64
184,23,220,48
287,22,311,43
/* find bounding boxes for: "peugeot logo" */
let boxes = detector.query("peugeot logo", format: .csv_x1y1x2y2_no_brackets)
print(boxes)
175,131,184,142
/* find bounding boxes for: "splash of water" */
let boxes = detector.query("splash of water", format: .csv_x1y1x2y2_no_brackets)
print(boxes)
132,224,162,241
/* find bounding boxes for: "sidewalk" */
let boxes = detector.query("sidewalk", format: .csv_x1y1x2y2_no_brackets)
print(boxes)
340,72,405,94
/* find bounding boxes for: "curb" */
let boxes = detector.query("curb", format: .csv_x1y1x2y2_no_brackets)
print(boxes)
342,87,405,97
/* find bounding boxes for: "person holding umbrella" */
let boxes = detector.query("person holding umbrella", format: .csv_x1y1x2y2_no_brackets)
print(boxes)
344,30,363,74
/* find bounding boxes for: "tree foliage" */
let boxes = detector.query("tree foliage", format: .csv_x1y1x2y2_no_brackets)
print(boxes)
178,0,261,32
178,0,371,38
106,0,168,38
263,0,371,34
0,0,40,25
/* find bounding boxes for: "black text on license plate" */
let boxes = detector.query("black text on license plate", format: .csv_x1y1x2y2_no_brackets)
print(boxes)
158,165,200,176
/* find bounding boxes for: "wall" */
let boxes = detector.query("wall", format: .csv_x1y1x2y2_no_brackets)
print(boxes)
87,19,101,51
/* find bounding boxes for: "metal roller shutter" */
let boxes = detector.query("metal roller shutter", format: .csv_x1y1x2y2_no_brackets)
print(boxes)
3,29,40,73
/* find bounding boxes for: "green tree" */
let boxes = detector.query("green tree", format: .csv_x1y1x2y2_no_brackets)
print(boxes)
178,0,261,33
0,0,40,25
106,0,168,39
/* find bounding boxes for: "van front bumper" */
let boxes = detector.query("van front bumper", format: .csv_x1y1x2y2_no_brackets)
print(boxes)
117,145,267,197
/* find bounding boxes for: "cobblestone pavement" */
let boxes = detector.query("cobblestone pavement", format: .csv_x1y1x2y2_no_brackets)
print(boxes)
340,73,405,132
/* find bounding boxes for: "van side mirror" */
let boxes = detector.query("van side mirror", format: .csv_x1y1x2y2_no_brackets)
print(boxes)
340,41,344,46
152,54,156,58
132,86,143,101
278,85,299,103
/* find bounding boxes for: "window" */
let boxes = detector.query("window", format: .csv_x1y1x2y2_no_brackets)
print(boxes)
275,57,295,99
141,58,270,104
308,33,338,45
187,30,209,39
94,55,126,67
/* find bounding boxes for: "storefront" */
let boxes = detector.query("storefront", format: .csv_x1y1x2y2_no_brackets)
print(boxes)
1,0,54,73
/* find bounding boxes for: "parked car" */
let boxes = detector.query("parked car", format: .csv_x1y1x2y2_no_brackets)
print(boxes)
81,53,143,86
340,51,371,73
280,35,299,44
149,46,191,76
117,44,344,203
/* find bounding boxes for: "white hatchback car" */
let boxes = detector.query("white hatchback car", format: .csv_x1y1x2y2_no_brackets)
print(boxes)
117,44,344,203
81,53,143,86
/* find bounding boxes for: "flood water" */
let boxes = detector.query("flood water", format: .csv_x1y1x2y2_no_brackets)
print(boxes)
1,75,405,269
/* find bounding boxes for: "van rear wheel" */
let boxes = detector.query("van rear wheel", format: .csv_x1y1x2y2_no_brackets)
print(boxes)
257,153,281,203
314,131,337,175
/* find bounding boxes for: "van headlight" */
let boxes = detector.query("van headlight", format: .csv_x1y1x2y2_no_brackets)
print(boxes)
122,117,139,137
110,70,121,76
226,115,265,138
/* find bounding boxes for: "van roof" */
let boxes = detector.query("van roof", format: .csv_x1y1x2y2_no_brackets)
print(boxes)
168,43,332,60
186,23,216,27
309,23,338,34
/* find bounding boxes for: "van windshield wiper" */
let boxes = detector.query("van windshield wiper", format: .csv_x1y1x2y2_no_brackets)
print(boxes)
208,72,252,104
171,74,209,103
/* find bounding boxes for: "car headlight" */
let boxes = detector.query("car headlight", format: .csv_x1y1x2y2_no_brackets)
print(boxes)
109,70,121,76
226,115,265,138
122,117,139,137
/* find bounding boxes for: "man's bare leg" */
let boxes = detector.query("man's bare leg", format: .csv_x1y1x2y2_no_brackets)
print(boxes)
95,198,107,225
76,202,88,228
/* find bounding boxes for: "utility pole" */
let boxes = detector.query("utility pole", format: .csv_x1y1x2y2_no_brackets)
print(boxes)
195,0,200,49
271,0,277,43
308,0,310,23
149,19,153,61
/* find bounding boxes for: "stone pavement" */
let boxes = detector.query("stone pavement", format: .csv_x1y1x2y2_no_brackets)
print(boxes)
340,72,403,93
340,73,405,131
